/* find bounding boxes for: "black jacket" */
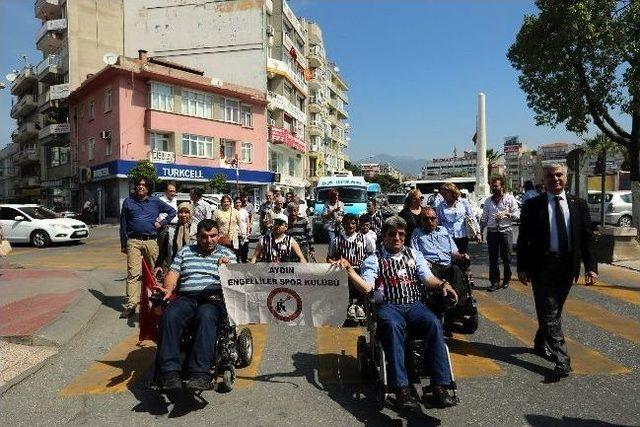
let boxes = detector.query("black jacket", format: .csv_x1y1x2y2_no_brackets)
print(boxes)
517,193,596,280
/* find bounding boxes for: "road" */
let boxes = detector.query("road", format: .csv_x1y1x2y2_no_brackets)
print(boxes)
1,226,639,426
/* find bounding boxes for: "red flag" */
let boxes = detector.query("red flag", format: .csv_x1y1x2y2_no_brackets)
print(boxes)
139,258,160,342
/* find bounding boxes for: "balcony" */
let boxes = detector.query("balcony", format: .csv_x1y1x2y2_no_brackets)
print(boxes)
308,69,325,91
269,126,305,153
149,150,176,164
39,122,70,144
266,57,308,95
35,0,62,20
36,18,67,53
39,83,69,112
10,94,38,119
307,22,323,46
267,91,306,124
308,95,326,113
36,54,62,84
10,67,37,96
308,120,324,136
282,32,308,69
326,80,349,103
307,45,324,69
16,150,40,165
11,121,39,144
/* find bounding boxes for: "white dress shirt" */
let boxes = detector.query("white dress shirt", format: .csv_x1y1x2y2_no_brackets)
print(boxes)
158,195,178,224
480,193,520,231
547,191,571,252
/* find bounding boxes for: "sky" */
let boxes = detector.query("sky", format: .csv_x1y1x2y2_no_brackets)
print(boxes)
0,0,614,161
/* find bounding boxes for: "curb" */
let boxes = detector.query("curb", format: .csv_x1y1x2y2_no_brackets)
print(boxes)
0,279,105,395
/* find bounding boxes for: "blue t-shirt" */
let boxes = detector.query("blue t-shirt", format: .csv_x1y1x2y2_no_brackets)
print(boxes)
170,244,237,294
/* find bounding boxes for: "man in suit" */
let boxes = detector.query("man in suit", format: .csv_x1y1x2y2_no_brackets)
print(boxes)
517,163,597,381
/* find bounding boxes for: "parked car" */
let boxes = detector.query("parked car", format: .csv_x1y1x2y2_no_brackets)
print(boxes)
48,206,77,218
386,193,406,214
587,190,633,226
0,204,89,247
152,192,221,211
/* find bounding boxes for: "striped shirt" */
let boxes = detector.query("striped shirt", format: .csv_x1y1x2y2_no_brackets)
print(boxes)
328,232,375,270
170,244,237,295
260,234,294,262
370,210,384,236
286,216,314,251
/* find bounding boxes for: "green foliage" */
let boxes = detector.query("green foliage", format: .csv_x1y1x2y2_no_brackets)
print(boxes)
208,174,227,193
344,161,362,176
368,174,402,193
128,160,158,189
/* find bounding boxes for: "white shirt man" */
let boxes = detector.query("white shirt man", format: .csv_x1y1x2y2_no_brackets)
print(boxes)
158,184,178,225
547,190,571,252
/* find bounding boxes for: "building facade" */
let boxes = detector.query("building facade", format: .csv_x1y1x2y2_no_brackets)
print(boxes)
69,53,272,221
360,162,403,181
534,141,576,182
0,144,20,202
422,150,477,179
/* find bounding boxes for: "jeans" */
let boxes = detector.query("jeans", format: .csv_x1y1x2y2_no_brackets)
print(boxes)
157,295,227,374
486,231,512,285
326,228,338,243
376,302,452,388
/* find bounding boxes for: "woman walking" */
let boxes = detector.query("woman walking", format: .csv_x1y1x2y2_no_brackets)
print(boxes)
233,196,250,262
436,182,481,254
321,188,344,242
155,202,197,275
213,194,242,253
398,189,423,246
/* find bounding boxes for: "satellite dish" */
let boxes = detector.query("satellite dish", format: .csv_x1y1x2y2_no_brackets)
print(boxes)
103,53,118,65
6,73,17,82
210,77,223,87
333,66,340,72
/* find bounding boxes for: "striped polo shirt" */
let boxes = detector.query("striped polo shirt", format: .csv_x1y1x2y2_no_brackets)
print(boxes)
170,244,237,295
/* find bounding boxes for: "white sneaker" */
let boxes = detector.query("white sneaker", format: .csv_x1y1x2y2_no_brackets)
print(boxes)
355,305,365,319
347,304,357,319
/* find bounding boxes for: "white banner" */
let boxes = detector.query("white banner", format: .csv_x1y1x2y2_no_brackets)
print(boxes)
220,263,349,327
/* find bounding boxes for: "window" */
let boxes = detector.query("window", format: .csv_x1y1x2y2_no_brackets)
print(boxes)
241,142,252,163
269,150,280,173
150,82,173,112
0,207,21,221
240,105,252,127
88,137,95,160
79,103,84,119
221,139,235,160
150,133,169,152
222,98,240,123
288,156,296,176
50,146,70,167
88,99,95,120
105,137,112,156
181,89,213,119
182,134,213,158
104,87,112,112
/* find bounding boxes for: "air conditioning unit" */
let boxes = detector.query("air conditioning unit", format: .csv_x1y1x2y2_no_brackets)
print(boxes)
269,118,276,126
79,167,92,184
266,25,275,37
99,130,111,140
273,172,281,183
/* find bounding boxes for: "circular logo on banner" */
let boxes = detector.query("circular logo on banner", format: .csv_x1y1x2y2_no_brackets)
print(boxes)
267,287,302,322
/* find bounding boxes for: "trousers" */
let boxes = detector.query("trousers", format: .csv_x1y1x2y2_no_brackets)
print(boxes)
486,230,512,285
125,238,159,309
157,295,227,374
531,254,573,366
376,302,452,388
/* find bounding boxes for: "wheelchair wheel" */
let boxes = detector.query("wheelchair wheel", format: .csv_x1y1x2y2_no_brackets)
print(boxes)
236,328,253,368
218,366,235,393
374,381,386,412
462,313,479,334
356,335,372,379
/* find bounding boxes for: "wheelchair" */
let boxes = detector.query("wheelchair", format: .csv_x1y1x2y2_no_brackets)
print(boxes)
356,295,459,412
147,291,254,394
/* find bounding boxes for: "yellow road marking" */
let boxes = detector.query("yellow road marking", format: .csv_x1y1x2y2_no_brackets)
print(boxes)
235,324,269,389
475,292,629,375
597,264,640,285
316,326,363,384
60,333,155,396
510,283,640,345
447,335,502,378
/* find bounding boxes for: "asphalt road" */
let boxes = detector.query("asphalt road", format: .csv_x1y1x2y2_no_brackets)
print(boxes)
1,226,639,426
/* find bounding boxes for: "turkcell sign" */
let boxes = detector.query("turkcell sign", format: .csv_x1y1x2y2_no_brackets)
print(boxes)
160,167,204,179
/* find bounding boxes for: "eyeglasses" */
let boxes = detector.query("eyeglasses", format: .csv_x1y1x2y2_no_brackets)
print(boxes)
422,216,438,221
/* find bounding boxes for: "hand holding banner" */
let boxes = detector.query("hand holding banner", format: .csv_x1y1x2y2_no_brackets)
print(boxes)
220,263,349,327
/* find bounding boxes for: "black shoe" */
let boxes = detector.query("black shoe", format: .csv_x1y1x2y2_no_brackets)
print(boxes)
160,371,182,391
487,283,500,292
395,387,420,411
119,307,136,319
501,281,510,289
532,345,554,362
547,363,572,382
431,385,458,408
185,373,214,391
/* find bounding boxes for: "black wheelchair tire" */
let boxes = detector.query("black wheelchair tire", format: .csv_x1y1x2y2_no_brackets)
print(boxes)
374,381,386,412
356,335,371,379
218,367,235,393
236,328,253,368
462,313,479,334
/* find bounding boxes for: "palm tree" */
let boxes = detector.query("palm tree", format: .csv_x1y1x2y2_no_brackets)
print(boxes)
486,148,504,180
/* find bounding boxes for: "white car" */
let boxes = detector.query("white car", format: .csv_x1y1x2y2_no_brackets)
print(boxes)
0,204,89,248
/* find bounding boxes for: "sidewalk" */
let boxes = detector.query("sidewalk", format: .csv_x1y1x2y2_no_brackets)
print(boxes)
612,259,640,272
0,268,103,393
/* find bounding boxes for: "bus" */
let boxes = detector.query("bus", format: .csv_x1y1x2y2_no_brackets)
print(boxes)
312,176,369,241
403,177,477,195
367,182,382,200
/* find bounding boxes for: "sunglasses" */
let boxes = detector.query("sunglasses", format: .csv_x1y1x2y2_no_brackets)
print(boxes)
422,216,438,221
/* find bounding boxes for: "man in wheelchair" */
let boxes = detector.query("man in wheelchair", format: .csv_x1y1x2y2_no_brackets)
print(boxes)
154,219,237,392
338,216,459,410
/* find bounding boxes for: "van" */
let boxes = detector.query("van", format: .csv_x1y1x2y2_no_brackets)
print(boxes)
312,176,369,241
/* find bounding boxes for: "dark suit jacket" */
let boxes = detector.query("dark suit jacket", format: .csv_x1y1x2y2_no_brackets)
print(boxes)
517,193,597,280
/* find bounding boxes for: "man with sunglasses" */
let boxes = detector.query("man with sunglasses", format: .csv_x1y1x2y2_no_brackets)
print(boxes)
120,177,176,318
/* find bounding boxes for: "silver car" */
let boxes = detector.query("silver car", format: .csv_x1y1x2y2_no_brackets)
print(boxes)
588,191,633,226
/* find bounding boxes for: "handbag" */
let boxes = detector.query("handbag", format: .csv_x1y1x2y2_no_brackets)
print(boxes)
217,209,234,249
465,215,479,240
0,240,12,257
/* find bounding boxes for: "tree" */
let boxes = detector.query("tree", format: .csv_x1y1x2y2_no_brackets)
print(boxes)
486,148,504,180
207,173,228,193
128,160,158,191
367,174,403,193
508,0,639,231
344,161,362,176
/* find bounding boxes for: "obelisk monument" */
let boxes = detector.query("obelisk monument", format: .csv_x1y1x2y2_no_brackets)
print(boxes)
475,92,490,197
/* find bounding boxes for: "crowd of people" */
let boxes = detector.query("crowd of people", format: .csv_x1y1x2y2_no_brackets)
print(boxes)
119,162,597,407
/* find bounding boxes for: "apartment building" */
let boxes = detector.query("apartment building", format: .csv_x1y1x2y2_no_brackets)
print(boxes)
69,52,271,220
360,162,403,181
422,150,477,179
0,144,20,201
503,136,526,190
8,0,124,207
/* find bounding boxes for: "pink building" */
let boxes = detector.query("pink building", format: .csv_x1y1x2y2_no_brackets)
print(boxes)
69,51,272,218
